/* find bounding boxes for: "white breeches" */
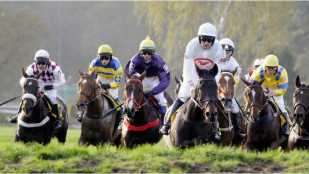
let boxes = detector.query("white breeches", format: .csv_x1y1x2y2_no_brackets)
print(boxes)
44,89,58,104
270,95,286,113
142,76,167,106
97,77,118,100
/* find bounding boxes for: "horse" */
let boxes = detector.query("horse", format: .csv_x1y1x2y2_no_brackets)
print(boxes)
121,71,167,148
163,64,219,149
76,68,122,147
287,75,309,150
14,68,68,145
242,78,282,151
217,68,244,146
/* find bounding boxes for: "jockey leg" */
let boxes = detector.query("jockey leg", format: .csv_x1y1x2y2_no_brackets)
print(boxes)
232,113,246,140
51,104,61,130
282,112,291,137
211,116,221,143
159,99,183,135
114,98,123,132
9,101,23,123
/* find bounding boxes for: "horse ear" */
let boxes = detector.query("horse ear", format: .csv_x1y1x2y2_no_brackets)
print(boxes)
175,76,180,84
258,78,265,86
125,70,131,80
241,77,250,86
90,69,96,77
210,64,218,76
35,72,42,79
78,67,84,77
139,71,146,81
232,67,238,76
22,68,28,78
295,75,301,88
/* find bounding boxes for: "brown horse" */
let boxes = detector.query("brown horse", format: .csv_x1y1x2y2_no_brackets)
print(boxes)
217,69,238,145
121,71,165,148
287,75,309,150
242,78,282,151
163,64,219,149
14,68,68,145
76,68,122,147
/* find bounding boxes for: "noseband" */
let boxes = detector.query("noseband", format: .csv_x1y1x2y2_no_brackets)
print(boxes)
78,76,102,106
124,78,145,111
22,78,40,106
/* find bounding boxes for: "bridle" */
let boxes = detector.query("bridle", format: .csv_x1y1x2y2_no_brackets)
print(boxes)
217,72,234,103
245,85,269,118
124,78,147,112
293,87,309,116
77,76,102,106
191,78,219,110
22,78,42,108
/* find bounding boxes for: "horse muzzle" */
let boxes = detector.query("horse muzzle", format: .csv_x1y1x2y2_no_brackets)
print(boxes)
294,113,305,125
125,107,136,118
76,102,87,111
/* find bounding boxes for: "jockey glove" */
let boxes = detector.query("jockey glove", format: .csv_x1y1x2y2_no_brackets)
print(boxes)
144,90,155,99
44,85,54,90
101,84,111,90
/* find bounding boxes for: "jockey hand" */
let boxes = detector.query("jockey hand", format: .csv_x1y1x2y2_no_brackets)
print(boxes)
189,83,195,95
101,84,111,90
44,85,54,90
144,90,155,99
267,91,275,97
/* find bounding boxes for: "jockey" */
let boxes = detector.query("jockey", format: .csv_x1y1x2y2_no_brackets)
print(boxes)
76,44,123,124
127,36,170,116
160,23,225,142
9,49,65,130
250,54,290,137
218,38,246,141
244,57,264,81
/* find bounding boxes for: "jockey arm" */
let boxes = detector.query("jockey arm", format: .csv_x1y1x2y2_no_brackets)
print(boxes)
110,65,123,89
152,63,170,95
52,66,65,90
183,40,195,86
273,68,288,96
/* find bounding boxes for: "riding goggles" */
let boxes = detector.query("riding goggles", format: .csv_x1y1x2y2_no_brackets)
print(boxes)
265,66,278,71
37,62,46,65
99,54,112,60
35,57,49,65
141,50,154,56
199,35,215,43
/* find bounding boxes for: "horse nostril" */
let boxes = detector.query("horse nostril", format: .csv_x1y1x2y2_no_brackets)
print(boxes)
221,98,225,102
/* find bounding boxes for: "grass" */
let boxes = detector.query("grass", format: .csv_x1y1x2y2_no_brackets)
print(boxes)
0,124,308,173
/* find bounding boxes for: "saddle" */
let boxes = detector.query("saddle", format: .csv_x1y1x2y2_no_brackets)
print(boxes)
41,94,63,120
267,99,290,126
101,92,121,111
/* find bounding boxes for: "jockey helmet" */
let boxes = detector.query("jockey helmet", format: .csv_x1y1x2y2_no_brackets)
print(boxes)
220,38,235,51
198,23,216,37
253,57,264,68
34,49,49,64
264,54,279,67
97,44,113,55
139,36,155,52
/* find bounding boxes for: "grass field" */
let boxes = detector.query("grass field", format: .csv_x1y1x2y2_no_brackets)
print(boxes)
1,124,309,173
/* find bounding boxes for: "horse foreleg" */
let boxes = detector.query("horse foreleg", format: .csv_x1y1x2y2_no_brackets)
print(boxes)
14,134,20,143
244,142,256,152
78,137,87,146
269,140,280,150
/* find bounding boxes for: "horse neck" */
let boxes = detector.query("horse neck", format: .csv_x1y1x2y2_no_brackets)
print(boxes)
87,92,104,115
131,99,151,124
186,99,205,121
23,100,46,122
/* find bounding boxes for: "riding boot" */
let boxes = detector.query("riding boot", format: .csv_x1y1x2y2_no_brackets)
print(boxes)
159,99,184,135
211,118,221,143
232,113,246,141
9,101,23,124
76,111,84,123
159,105,167,122
282,112,291,137
51,104,61,130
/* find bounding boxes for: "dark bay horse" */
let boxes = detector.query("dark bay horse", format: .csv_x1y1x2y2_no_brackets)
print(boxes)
163,64,219,149
122,71,164,148
14,68,68,145
242,78,282,151
76,68,122,147
287,75,309,150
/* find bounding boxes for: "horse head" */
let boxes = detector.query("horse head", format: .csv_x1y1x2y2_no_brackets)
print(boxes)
174,75,183,99
242,78,266,121
293,75,309,125
21,68,41,116
192,63,218,122
76,68,101,112
123,71,146,119
218,67,237,112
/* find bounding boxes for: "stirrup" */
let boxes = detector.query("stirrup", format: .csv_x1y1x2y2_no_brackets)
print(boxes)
76,113,83,123
211,131,221,143
53,120,62,130
282,124,290,137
